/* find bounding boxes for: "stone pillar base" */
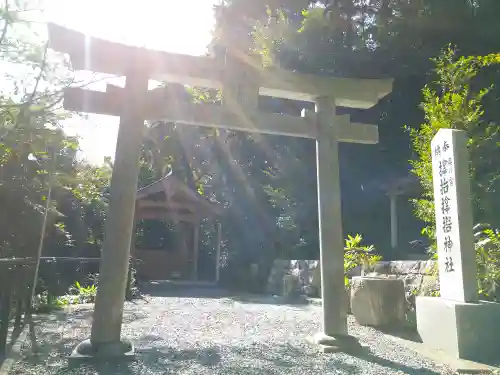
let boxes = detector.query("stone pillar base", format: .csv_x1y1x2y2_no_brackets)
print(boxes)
310,332,368,354
416,297,500,362
69,339,135,362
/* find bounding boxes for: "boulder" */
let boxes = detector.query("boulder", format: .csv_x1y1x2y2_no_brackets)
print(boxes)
350,276,405,327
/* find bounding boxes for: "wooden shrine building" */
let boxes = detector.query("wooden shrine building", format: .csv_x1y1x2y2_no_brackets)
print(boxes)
133,175,222,282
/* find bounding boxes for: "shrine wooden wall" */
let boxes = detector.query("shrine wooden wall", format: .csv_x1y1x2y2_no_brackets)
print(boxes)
134,248,192,281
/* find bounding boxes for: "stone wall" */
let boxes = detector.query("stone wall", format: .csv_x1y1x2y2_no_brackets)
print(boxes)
266,259,439,299
266,260,321,297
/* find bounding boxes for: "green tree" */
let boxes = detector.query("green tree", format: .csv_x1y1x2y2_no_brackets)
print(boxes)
0,0,111,295
409,48,500,300
409,47,500,243
213,0,500,258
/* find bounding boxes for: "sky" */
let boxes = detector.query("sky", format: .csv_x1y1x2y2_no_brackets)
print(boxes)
44,0,217,164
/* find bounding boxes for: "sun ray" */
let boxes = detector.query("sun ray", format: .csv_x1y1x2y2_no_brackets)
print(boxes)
44,0,217,164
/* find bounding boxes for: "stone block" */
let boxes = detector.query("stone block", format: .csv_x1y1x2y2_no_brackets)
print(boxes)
364,272,398,279
408,261,423,274
419,260,437,275
309,260,320,269
267,259,438,301
345,285,351,314
267,259,324,296
266,259,290,295
403,274,423,289
303,284,318,297
346,265,361,278
350,276,405,327
372,261,391,275
282,274,299,297
416,296,500,362
418,275,439,296
389,260,418,275
311,263,322,296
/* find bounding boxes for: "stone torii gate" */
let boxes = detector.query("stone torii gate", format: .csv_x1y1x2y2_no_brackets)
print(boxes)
47,23,392,357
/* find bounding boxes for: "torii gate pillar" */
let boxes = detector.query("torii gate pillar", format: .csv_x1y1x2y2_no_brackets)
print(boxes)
75,72,148,358
312,97,362,352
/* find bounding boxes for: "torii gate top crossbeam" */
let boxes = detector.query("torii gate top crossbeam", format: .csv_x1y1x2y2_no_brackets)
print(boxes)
62,85,379,143
47,23,393,109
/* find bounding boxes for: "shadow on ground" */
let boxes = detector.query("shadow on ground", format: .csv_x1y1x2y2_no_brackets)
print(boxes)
34,308,148,326
14,333,445,375
7,286,460,374
376,325,423,343
0,325,24,368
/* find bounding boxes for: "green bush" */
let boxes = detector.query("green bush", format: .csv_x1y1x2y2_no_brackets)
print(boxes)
55,281,97,307
474,224,500,301
344,234,381,286
69,281,97,304
33,292,63,313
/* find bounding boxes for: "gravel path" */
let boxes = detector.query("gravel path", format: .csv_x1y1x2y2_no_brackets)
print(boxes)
9,286,457,375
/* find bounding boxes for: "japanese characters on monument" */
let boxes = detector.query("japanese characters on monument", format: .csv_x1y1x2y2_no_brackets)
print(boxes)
431,129,478,303
433,137,455,273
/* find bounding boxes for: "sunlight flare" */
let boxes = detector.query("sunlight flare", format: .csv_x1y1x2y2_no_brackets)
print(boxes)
44,0,217,164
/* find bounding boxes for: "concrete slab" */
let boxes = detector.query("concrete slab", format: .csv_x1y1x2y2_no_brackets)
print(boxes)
382,332,499,374
416,297,500,363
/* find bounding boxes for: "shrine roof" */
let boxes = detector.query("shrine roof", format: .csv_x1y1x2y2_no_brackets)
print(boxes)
136,175,222,219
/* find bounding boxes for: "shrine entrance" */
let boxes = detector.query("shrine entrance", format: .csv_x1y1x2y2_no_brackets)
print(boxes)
134,175,222,283
47,22,393,357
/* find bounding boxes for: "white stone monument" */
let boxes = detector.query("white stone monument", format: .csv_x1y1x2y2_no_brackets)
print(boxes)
416,129,500,362
431,129,477,303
